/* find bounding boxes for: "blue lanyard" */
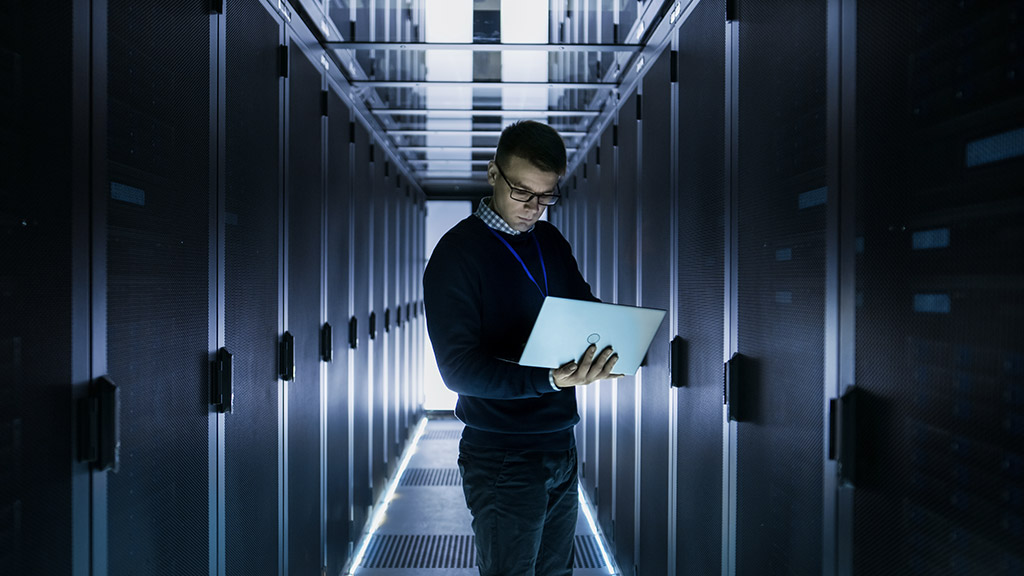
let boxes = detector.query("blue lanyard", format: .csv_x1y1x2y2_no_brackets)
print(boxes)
487,227,548,298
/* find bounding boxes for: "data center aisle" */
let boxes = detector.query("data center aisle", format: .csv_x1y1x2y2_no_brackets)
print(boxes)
354,415,617,575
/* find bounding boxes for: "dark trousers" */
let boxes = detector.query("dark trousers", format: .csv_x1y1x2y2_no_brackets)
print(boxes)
458,439,578,576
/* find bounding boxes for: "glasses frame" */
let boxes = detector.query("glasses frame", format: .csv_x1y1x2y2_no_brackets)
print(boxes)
494,161,562,206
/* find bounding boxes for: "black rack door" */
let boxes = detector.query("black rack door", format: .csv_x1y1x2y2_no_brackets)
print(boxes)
637,47,674,576
285,37,325,575
596,122,618,543
674,0,726,572
733,1,828,574
351,121,373,537
324,86,353,573
224,1,283,574
612,92,640,572
1,2,79,573
105,1,214,573
371,150,388,499
850,3,1024,574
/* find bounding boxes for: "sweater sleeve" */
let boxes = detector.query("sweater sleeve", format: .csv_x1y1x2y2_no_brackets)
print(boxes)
423,234,557,400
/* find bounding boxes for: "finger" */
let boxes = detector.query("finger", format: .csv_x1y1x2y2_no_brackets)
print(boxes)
553,360,578,378
586,348,617,380
602,354,621,378
574,344,598,374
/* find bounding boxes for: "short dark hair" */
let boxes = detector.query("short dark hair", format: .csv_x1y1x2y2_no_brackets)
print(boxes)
494,120,567,175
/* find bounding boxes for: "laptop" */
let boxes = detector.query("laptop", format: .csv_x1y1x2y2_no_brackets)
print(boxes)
519,297,667,376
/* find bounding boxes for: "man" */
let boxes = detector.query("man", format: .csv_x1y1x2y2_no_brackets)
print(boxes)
423,120,620,576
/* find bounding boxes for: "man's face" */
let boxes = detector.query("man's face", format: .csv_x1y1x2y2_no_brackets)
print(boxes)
487,155,562,233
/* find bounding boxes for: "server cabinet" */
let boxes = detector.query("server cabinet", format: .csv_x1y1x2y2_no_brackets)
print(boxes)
325,84,353,573
351,122,374,542
596,123,618,543
848,2,1024,574
637,47,674,576
581,147,602,505
613,95,640,572
386,170,402,471
223,1,284,573
371,148,389,497
674,0,726,572
105,1,215,573
284,32,326,574
0,2,81,573
732,1,828,574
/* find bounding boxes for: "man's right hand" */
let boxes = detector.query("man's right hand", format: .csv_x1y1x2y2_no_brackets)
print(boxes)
552,344,623,388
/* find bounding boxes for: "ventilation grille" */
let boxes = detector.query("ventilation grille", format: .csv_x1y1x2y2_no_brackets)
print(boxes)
400,468,462,487
421,429,462,440
574,535,605,569
362,534,607,569
363,534,475,569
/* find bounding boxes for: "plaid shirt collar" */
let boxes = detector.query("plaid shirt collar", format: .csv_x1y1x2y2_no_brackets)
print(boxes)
474,197,533,235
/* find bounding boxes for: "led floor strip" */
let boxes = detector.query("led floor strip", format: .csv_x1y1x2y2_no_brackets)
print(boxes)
344,416,429,575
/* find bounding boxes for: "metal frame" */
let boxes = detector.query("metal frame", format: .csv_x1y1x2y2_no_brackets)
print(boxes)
71,0,98,573
352,80,616,89
211,4,227,576
328,41,639,52
369,109,600,117
827,0,858,574
87,1,110,574
723,5,740,575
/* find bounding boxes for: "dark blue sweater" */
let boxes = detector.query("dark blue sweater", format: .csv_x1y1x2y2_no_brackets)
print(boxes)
423,215,596,450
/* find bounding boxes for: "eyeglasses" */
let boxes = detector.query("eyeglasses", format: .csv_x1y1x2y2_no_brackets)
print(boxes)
494,162,561,206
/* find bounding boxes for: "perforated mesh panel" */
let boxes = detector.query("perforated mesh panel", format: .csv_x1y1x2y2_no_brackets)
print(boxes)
637,48,674,576
286,42,324,576
351,122,373,536
596,124,617,541
612,94,639,571
0,2,74,573
224,1,281,574
852,3,1024,574
325,87,353,572
106,1,211,573
674,0,726,573
735,1,826,574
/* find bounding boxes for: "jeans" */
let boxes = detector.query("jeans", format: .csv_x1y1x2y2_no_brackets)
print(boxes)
458,439,579,576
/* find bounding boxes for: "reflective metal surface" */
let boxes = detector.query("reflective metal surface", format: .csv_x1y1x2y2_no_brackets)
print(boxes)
313,0,681,196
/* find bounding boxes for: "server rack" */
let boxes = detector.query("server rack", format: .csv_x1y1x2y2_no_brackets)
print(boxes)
847,2,1023,574
223,1,286,574
6,1,426,574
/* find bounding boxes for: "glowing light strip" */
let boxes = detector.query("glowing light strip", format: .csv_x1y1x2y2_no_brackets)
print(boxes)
344,416,429,575
578,485,618,575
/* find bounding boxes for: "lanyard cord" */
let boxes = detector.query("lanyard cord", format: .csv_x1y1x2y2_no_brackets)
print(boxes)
487,227,549,298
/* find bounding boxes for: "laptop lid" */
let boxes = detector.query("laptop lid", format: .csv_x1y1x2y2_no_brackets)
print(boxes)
519,297,667,376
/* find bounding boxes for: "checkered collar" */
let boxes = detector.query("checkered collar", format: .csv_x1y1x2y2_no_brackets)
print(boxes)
474,196,534,235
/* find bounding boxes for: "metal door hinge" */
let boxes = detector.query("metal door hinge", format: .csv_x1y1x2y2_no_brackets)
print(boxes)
349,316,359,349
77,376,119,472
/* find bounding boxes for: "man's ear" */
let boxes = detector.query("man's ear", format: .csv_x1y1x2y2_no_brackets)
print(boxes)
486,161,497,186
